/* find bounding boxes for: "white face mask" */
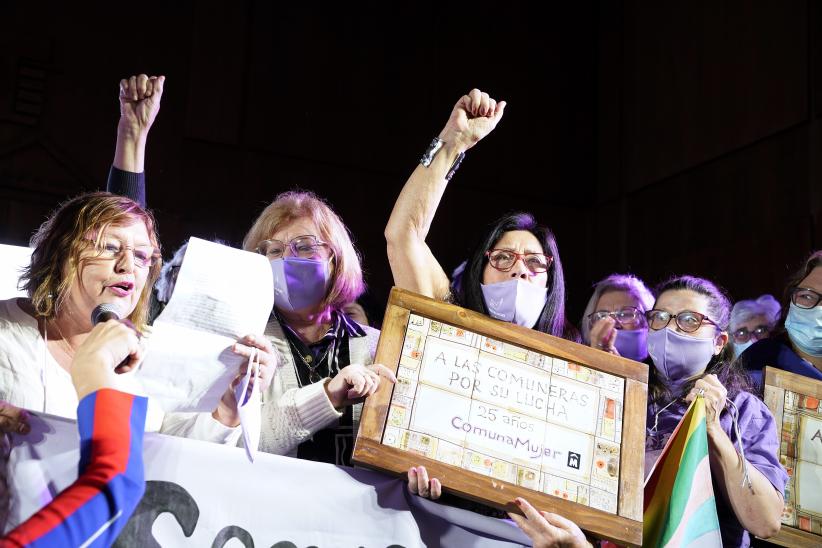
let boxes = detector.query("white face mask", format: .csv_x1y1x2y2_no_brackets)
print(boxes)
480,278,548,328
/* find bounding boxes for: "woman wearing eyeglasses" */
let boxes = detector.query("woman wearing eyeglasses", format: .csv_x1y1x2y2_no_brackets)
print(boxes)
641,275,786,546
736,251,822,393
728,294,781,358
516,276,787,547
580,274,654,362
103,76,395,465
0,193,273,443
385,89,578,340
386,89,580,503
243,191,395,465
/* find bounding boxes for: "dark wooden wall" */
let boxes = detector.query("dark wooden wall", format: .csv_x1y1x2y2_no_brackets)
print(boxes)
595,1,821,308
1,1,819,325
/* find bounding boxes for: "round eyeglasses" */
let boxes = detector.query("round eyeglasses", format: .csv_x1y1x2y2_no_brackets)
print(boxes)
588,306,645,329
255,235,334,261
485,249,553,274
731,325,771,344
645,309,719,333
791,287,822,309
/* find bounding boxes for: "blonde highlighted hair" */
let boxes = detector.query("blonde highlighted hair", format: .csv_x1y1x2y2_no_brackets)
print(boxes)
19,192,162,330
243,190,365,310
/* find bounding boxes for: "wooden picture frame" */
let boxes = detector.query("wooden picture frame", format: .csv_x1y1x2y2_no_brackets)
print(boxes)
762,367,822,547
353,288,648,546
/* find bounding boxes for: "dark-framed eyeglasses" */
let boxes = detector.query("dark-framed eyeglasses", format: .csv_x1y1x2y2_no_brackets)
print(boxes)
255,235,334,261
485,249,553,274
731,325,771,344
645,309,719,333
90,238,161,269
588,306,645,329
791,287,822,309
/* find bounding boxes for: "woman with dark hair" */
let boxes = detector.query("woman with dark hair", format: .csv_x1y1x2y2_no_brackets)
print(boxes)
514,275,787,547
454,212,578,340
385,88,577,342
642,276,754,403
646,276,785,544
385,88,579,499
737,250,822,392
646,275,786,545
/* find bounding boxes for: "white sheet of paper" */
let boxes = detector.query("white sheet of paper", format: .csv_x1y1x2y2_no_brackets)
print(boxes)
0,243,32,300
137,237,273,413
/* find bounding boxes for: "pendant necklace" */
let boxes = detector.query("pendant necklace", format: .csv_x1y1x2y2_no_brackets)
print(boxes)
288,337,334,384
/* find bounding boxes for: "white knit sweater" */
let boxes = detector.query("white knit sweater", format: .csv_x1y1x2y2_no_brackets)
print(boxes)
258,316,380,456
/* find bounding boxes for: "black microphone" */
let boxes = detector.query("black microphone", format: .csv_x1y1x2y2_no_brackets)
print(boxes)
91,303,124,325
90,303,138,372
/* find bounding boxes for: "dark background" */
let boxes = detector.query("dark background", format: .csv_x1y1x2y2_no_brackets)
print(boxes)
1,1,820,326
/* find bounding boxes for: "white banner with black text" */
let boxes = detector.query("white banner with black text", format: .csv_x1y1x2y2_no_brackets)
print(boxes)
5,411,530,547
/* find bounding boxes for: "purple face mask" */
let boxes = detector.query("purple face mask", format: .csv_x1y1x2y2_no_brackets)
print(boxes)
270,257,330,312
613,328,648,362
647,327,717,390
480,278,547,328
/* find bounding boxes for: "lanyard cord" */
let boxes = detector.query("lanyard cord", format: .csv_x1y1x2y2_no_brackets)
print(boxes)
40,317,48,413
726,398,753,489
652,393,753,490
650,398,679,433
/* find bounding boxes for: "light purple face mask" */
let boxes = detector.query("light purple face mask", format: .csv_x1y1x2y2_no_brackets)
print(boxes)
480,278,547,328
613,328,648,362
647,327,717,389
270,257,330,312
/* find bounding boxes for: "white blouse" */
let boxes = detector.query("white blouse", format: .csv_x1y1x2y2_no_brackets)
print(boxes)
0,298,240,444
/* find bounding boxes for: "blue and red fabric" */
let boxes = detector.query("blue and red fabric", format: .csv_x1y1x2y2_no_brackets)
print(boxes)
3,389,147,547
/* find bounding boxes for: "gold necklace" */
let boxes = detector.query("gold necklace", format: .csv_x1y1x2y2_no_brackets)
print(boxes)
47,317,76,358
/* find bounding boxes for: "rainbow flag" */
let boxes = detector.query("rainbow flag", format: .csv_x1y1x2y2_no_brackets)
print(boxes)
643,396,722,547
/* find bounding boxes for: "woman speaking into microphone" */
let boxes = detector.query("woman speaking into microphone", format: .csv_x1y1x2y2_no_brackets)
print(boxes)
0,192,274,442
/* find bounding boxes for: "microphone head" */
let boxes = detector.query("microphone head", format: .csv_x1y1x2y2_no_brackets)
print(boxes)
91,303,124,325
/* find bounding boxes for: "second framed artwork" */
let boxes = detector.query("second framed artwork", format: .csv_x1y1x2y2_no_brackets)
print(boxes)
762,367,822,547
352,288,649,546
